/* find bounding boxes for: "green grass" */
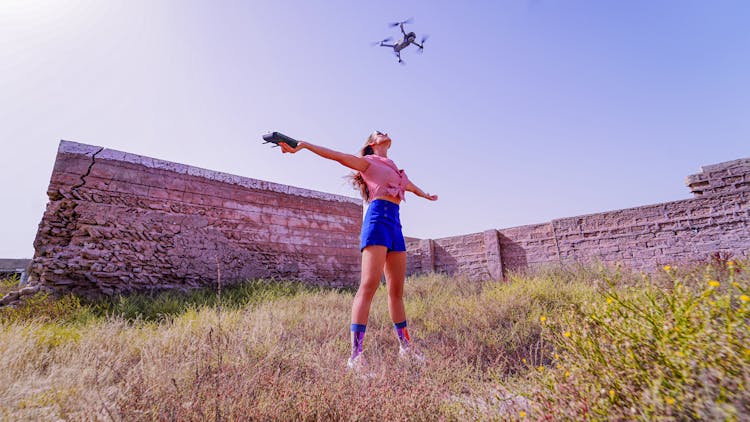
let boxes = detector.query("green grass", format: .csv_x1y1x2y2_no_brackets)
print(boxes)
0,279,320,325
0,275,20,297
88,278,321,322
0,259,747,420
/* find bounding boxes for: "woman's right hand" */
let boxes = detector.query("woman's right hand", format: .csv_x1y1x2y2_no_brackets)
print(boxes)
279,141,369,172
280,141,305,154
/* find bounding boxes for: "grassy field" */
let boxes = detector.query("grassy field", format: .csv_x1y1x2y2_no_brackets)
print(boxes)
0,259,747,421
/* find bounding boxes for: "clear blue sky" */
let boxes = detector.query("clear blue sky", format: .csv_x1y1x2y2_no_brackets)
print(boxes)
1,0,748,258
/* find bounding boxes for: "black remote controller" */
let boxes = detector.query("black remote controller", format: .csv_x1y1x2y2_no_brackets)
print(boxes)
262,132,299,148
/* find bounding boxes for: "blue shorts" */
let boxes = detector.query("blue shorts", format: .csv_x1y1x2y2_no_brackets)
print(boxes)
360,199,406,252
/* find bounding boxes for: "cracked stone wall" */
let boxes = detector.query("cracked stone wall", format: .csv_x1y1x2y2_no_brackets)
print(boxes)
27,141,362,296
407,157,750,280
25,141,750,296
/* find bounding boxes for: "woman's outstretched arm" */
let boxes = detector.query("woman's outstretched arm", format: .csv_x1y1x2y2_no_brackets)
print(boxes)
405,181,438,201
280,141,369,172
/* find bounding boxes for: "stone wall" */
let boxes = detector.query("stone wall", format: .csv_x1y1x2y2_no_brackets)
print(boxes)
19,142,750,298
406,158,750,280
27,141,363,296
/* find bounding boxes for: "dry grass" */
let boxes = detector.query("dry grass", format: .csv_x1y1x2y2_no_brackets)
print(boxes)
0,259,747,421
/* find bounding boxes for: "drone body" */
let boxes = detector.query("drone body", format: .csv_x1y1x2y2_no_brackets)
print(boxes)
375,19,427,64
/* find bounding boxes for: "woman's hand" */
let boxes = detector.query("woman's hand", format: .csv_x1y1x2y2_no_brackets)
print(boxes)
406,182,438,201
280,141,305,154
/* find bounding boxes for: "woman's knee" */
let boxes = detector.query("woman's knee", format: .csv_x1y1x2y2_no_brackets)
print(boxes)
387,284,404,300
388,292,403,302
355,282,379,300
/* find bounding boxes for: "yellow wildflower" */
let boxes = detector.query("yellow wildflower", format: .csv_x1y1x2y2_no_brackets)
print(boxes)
565,370,571,377
740,295,750,303
537,365,544,372
666,397,675,405
663,265,672,272
564,331,571,338
522,358,527,364
609,390,615,400
540,316,547,323
732,282,740,288
606,297,614,304
519,411,527,418
708,280,720,288
728,260,735,268
554,353,560,360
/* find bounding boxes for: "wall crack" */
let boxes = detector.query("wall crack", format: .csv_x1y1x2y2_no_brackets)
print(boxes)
71,147,104,191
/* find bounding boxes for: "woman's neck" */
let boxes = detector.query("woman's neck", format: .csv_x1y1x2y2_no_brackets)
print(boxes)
372,146,389,158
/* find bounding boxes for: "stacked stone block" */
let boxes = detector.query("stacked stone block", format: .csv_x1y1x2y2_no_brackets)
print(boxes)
404,238,434,276
27,141,362,296
687,158,750,197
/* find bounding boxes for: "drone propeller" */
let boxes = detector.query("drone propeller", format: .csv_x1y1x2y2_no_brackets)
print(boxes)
417,35,429,53
389,18,413,27
371,37,392,46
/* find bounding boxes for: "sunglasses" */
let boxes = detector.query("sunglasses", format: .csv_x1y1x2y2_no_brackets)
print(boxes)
375,131,387,136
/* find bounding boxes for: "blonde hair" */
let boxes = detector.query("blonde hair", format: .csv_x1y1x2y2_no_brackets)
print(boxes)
350,132,378,201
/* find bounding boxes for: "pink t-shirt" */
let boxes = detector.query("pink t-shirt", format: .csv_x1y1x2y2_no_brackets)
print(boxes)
362,155,411,201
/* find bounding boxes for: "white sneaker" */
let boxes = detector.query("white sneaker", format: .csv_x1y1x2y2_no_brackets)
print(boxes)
347,354,376,379
347,354,366,371
398,344,426,364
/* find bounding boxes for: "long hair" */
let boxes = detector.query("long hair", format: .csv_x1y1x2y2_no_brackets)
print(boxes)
350,133,377,201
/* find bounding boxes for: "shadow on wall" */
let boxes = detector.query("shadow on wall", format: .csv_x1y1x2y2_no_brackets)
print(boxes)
432,243,459,275
498,233,528,274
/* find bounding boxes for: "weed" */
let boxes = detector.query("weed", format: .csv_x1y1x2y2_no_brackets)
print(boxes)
522,259,749,420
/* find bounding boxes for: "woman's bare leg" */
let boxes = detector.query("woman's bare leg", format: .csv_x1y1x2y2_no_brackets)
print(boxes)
385,251,419,354
351,245,388,324
384,251,407,323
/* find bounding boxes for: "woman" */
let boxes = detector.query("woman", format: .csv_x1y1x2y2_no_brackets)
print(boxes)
279,131,438,370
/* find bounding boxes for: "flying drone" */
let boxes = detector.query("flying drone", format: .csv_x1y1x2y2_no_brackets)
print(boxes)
373,18,427,64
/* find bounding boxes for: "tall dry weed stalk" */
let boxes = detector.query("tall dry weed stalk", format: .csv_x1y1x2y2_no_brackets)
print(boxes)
214,254,223,422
